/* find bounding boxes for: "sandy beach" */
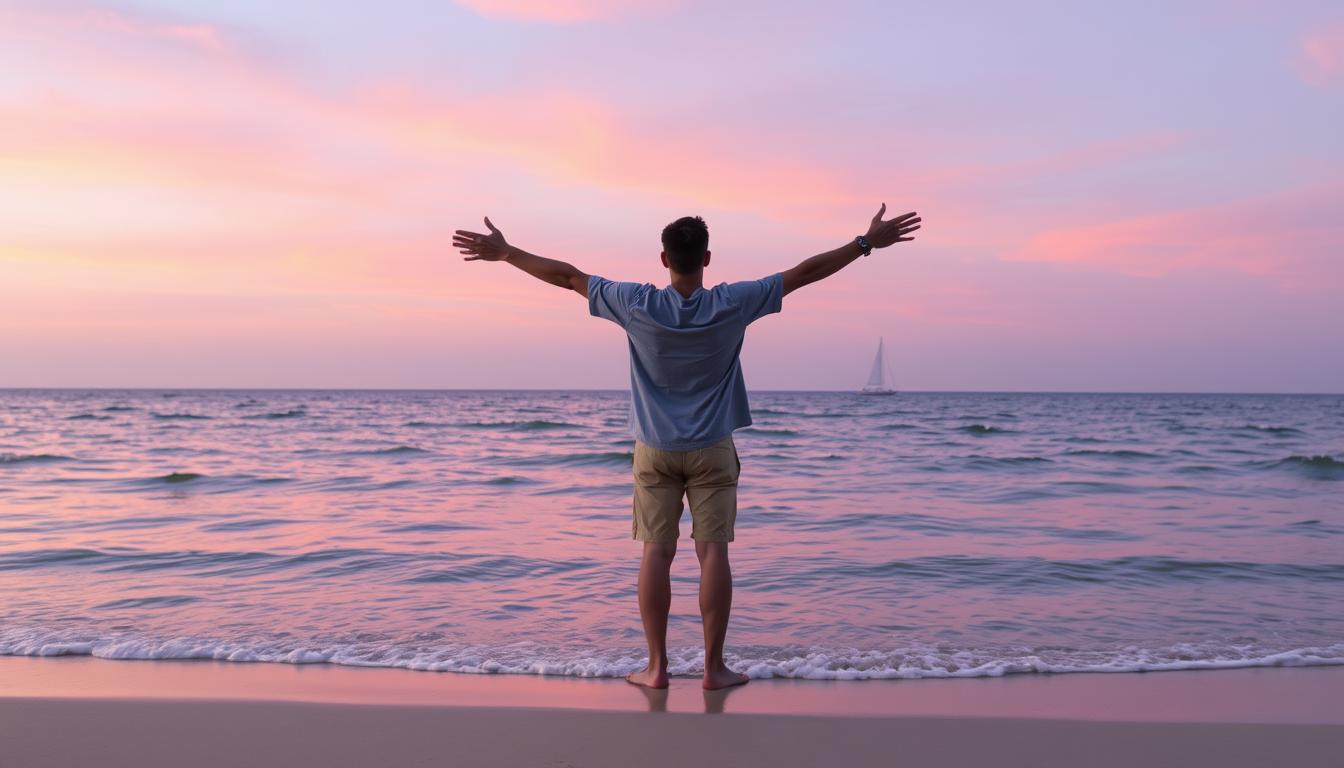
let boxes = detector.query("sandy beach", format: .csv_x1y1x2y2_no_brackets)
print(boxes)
7,697,1344,768
3,658,1343,767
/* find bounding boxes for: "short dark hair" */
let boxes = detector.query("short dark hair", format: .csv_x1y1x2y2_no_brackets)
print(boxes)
661,215,709,274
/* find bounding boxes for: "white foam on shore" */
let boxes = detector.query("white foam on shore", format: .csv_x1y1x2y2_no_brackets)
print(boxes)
3,630,1343,681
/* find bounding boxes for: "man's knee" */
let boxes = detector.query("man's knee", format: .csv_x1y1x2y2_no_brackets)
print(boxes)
643,540,678,563
694,540,729,563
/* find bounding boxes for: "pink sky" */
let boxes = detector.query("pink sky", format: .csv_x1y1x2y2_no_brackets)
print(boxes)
1,0,1341,391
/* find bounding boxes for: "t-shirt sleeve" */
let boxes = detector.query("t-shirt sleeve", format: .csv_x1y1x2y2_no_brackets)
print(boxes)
729,272,784,325
588,275,641,328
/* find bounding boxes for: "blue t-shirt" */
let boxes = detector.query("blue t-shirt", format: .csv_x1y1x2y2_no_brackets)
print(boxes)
589,272,784,451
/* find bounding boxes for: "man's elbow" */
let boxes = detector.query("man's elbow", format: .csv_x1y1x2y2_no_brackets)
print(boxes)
568,272,590,297
780,267,810,296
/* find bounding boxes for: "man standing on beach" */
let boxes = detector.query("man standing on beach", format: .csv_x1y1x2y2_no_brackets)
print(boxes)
454,205,921,689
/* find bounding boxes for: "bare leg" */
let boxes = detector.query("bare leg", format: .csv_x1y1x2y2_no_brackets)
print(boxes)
626,540,676,689
695,540,749,690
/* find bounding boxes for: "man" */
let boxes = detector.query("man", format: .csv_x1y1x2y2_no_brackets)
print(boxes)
453,204,921,689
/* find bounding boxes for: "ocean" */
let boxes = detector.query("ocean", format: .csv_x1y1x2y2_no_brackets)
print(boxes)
1,389,1341,680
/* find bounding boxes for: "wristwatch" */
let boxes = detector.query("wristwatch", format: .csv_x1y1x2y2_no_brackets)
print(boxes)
854,234,873,256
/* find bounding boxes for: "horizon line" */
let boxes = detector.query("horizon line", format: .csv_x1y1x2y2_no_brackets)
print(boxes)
1,387,1340,397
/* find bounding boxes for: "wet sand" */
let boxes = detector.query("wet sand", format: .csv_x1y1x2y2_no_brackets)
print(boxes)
2,658,1342,767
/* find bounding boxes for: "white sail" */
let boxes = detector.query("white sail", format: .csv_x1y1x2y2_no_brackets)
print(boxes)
866,338,886,387
859,337,896,395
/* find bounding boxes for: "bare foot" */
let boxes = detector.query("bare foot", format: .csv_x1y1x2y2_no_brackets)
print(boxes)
625,666,669,689
702,665,749,690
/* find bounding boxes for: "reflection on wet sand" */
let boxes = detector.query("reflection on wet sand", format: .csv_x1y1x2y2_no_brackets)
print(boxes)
628,681,745,714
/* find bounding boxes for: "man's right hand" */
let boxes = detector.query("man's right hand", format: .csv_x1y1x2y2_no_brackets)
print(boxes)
865,203,921,249
454,216,512,262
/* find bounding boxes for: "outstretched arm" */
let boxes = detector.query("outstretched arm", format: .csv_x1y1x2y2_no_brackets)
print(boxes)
454,217,589,298
780,204,920,296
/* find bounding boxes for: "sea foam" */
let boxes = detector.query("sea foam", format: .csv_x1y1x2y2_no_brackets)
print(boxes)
2,630,1342,680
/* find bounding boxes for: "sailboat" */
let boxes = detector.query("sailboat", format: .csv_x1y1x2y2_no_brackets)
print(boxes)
859,337,897,396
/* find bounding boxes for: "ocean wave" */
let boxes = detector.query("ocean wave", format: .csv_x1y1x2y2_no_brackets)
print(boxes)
370,445,431,456
454,420,580,431
110,474,294,494
156,472,204,484
498,451,633,468
2,630,1340,681
958,424,1011,435
92,595,200,610
556,451,634,467
300,446,432,458
739,428,799,436
784,512,1138,542
1064,449,1160,459
0,453,74,464
1281,518,1344,538
480,475,535,485
0,547,593,582
403,555,598,584
0,514,193,535
962,455,1053,470
1270,454,1344,479
65,413,112,421
309,477,419,493
1174,464,1224,474
101,406,137,412
747,554,1344,591
1238,425,1305,436
243,409,307,420
382,522,482,534
1277,454,1342,468
199,517,302,532
981,480,1173,502
151,413,213,420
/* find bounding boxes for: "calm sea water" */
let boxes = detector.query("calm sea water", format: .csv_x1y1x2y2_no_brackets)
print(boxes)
2,389,1341,680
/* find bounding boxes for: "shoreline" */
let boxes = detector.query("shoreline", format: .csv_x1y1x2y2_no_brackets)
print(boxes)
2,655,1342,722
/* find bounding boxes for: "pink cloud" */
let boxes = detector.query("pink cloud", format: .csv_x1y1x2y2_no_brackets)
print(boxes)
361,85,861,217
1008,183,1344,289
896,132,1188,193
0,3,233,54
77,7,228,51
1294,22,1344,86
453,0,678,23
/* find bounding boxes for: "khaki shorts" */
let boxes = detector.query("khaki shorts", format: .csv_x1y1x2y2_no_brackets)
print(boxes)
632,434,740,543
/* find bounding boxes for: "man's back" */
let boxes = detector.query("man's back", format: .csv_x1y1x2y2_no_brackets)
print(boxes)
588,272,783,451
